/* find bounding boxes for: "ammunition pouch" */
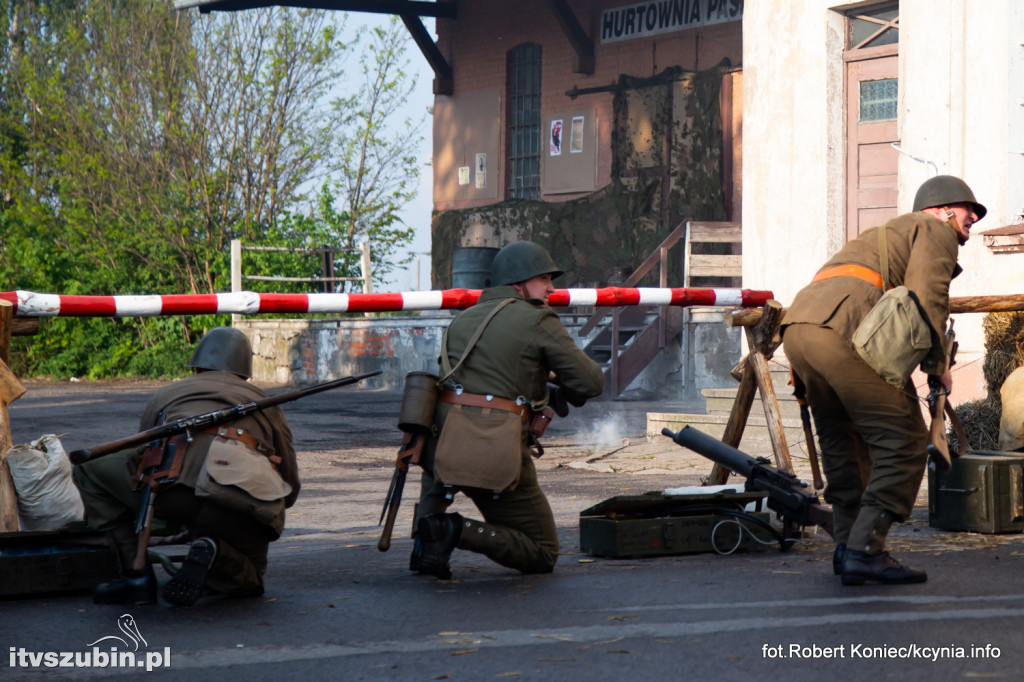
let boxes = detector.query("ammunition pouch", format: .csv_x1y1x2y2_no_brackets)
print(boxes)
134,433,190,491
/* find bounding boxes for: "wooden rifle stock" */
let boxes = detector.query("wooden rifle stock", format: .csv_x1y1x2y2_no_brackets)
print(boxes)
926,321,958,472
68,369,381,465
378,432,424,552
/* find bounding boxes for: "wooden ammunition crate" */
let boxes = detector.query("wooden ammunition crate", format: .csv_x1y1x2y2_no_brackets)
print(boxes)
579,490,773,558
0,529,119,598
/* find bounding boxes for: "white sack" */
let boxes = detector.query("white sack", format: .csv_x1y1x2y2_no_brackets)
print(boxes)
7,434,85,530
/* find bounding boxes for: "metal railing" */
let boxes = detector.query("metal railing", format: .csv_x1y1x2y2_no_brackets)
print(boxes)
230,239,373,295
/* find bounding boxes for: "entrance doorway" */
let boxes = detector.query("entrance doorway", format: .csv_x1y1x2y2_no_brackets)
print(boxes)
844,5,899,241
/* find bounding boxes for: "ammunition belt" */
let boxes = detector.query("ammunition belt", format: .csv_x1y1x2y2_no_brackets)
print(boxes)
811,264,883,290
202,426,281,468
438,390,532,422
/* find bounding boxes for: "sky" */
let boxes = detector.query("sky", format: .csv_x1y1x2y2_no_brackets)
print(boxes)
350,14,437,293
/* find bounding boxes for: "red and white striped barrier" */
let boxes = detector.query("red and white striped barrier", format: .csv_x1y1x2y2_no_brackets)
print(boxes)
0,288,772,317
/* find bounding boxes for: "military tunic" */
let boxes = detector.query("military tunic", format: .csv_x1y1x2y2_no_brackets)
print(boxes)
73,371,299,595
416,285,604,573
781,212,961,543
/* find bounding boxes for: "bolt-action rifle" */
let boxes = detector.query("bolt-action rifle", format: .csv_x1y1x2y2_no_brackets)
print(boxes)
67,370,382,465
926,320,966,472
662,426,834,544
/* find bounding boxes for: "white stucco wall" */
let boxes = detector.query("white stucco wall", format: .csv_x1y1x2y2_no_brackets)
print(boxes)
742,0,846,305
743,0,1024,390
900,0,1024,360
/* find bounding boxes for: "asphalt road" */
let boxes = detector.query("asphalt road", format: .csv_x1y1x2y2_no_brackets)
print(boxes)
3,379,1024,681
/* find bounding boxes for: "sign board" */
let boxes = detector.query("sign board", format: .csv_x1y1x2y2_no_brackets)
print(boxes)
601,0,743,44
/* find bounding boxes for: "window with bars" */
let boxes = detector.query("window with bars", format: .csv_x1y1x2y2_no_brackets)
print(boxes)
847,4,898,51
506,43,542,200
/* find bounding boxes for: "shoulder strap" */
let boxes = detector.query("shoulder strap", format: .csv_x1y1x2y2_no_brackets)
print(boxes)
877,224,890,292
437,297,517,387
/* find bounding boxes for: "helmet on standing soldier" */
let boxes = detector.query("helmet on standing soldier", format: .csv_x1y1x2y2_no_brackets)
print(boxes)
912,175,987,220
489,241,564,287
187,327,253,379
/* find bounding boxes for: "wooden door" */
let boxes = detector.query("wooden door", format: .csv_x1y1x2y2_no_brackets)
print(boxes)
845,54,898,241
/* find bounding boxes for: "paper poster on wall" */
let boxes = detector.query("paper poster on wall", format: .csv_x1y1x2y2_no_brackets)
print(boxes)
569,116,585,153
475,153,487,188
549,119,562,156
458,166,469,185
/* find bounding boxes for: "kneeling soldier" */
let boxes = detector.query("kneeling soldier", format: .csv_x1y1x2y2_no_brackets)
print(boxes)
411,241,604,579
74,327,300,605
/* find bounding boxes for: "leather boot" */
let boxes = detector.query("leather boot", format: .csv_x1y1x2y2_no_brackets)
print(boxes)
841,549,927,585
163,537,218,607
93,565,157,605
416,513,463,580
832,543,847,576
456,517,503,553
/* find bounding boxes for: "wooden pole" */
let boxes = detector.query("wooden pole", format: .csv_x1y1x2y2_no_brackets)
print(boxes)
0,300,21,531
727,293,1024,328
706,300,793,483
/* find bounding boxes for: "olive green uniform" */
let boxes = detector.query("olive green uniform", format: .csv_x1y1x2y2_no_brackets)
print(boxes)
73,371,299,595
416,285,604,573
781,212,960,549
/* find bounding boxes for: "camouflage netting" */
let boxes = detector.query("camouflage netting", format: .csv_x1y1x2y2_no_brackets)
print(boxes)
431,62,732,289
949,311,1024,452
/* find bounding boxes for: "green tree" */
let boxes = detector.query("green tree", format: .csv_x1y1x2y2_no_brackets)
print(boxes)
1,3,426,378
327,16,422,290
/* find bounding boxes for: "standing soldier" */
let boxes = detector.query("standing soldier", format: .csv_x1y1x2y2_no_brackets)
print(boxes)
781,175,986,585
411,241,604,579
73,327,300,606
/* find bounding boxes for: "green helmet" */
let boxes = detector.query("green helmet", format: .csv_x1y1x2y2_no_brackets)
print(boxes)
912,175,987,220
187,327,253,378
490,241,564,287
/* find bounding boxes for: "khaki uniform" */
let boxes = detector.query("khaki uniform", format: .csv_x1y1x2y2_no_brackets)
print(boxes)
73,371,299,595
416,285,604,573
781,212,961,548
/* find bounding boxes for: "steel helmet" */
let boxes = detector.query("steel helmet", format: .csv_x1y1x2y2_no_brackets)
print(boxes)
490,241,564,287
187,327,253,378
912,175,987,220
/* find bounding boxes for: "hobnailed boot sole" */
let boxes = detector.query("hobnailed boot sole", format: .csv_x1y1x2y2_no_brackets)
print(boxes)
163,538,217,607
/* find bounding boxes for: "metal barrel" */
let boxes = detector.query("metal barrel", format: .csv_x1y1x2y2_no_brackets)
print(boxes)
661,426,756,477
451,246,499,289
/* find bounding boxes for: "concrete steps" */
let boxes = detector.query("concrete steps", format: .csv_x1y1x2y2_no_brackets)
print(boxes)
647,356,802,458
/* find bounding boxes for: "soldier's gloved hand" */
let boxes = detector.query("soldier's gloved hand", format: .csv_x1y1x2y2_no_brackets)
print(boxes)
547,383,570,418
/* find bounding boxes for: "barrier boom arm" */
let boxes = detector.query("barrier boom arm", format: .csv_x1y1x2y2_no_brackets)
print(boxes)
0,288,773,317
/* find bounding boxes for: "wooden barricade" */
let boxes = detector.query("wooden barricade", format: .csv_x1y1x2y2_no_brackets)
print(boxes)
0,299,27,532
706,299,792,485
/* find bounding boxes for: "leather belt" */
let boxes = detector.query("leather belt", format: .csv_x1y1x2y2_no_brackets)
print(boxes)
202,426,281,468
438,390,532,421
811,264,883,290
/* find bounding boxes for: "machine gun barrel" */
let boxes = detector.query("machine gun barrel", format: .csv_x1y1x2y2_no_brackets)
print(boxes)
661,426,834,539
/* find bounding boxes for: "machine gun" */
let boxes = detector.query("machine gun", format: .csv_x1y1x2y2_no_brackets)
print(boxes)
661,426,834,545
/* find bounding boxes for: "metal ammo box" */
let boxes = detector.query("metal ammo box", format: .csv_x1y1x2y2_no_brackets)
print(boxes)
579,489,772,558
928,451,1024,533
0,529,119,598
